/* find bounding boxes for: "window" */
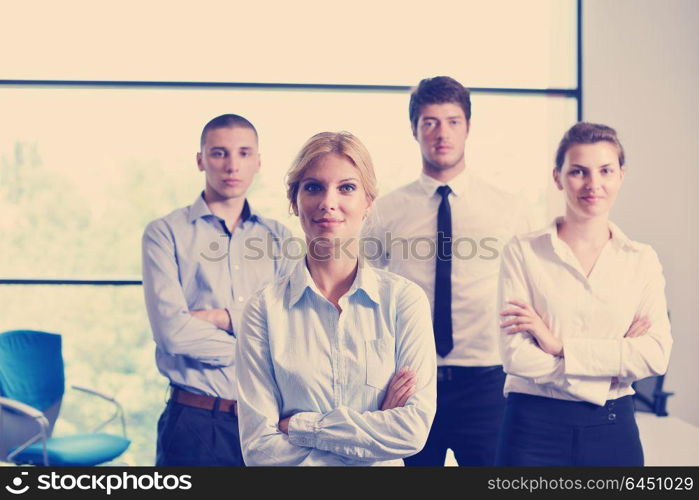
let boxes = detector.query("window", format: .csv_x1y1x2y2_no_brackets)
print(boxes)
1,0,579,465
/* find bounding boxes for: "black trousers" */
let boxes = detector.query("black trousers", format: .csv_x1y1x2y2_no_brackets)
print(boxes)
405,365,506,466
495,393,644,466
155,400,245,466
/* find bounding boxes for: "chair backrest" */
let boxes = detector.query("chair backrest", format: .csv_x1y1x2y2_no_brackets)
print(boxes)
0,330,65,462
0,330,65,410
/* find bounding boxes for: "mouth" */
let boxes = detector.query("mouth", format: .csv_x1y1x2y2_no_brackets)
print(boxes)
223,179,243,186
312,218,344,227
580,195,604,203
435,144,452,153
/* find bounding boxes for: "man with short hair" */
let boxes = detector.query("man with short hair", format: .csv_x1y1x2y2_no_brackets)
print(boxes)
142,114,292,466
362,77,531,465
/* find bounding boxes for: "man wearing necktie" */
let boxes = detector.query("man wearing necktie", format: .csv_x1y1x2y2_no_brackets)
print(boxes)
362,76,530,465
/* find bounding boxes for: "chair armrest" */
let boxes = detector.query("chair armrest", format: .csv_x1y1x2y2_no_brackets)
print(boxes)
71,385,116,403
70,385,127,438
0,397,50,465
0,396,45,420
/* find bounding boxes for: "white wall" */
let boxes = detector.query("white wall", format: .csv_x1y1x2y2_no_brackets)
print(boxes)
583,0,699,425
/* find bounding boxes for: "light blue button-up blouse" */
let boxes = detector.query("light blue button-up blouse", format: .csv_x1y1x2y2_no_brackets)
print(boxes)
236,258,437,466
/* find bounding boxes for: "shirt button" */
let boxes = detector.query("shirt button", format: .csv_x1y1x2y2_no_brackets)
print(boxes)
608,413,617,421
233,265,240,271
238,296,245,302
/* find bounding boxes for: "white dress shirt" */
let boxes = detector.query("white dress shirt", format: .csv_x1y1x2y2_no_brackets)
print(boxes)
361,169,531,366
235,259,437,466
498,218,673,406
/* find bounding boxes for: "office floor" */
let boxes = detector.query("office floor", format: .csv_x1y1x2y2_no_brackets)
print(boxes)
444,412,699,466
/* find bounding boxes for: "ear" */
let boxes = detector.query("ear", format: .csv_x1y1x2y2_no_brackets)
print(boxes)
619,166,625,182
255,152,262,173
552,168,563,190
464,119,471,139
412,123,418,140
363,197,373,218
196,152,204,172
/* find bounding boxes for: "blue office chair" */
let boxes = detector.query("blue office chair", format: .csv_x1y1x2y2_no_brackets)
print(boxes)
0,330,130,465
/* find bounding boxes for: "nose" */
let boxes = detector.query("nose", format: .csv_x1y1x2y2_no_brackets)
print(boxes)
586,171,601,191
318,188,338,212
224,156,240,173
435,122,448,140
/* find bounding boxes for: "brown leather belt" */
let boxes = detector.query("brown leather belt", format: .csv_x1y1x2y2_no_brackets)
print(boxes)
170,386,237,416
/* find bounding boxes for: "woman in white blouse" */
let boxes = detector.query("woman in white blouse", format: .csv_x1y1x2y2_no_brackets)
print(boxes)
496,122,672,466
235,131,437,466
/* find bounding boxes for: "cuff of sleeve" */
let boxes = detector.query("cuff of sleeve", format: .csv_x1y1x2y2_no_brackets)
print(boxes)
287,411,322,448
564,338,621,377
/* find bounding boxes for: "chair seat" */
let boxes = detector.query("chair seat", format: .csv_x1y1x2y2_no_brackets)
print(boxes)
11,433,130,466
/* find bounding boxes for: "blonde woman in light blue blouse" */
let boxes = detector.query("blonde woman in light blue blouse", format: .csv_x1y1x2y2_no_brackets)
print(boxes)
235,132,437,466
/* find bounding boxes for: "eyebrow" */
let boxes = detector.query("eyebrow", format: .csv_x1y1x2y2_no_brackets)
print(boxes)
301,177,360,183
422,116,463,121
570,163,614,169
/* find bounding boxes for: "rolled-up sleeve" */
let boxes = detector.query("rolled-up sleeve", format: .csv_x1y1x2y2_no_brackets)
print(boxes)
287,281,437,461
564,248,673,379
142,220,236,367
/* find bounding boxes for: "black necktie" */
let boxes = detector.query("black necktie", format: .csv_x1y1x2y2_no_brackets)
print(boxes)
434,185,453,357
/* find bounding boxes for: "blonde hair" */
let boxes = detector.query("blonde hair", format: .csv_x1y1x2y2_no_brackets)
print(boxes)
286,131,378,215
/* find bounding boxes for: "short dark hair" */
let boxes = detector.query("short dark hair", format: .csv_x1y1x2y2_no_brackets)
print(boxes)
554,122,625,171
409,76,472,132
200,114,258,150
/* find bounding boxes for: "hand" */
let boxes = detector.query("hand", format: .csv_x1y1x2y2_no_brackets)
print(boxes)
500,299,563,357
278,416,292,435
624,315,651,338
190,308,233,332
380,366,417,411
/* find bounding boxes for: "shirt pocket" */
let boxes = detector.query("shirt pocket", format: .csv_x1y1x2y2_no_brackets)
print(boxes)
365,338,395,390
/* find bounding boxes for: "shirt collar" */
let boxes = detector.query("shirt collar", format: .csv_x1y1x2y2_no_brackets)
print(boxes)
533,217,641,253
416,168,469,198
288,258,381,307
188,191,256,225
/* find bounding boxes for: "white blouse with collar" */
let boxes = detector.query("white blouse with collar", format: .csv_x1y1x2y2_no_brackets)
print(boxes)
498,218,673,406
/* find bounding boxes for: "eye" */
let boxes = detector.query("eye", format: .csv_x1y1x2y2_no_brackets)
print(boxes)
240,151,249,157
569,168,583,176
423,120,436,128
211,150,225,158
601,167,612,174
303,182,322,193
339,183,357,193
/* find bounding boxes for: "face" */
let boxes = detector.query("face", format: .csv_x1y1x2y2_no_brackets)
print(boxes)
196,126,260,202
414,102,469,173
297,153,372,245
553,142,625,220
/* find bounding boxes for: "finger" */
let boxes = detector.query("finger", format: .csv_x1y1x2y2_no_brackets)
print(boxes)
396,385,416,408
387,373,409,392
500,316,534,328
627,318,651,337
390,371,416,392
636,324,651,337
500,309,527,317
505,324,533,335
393,380,415,401
389,366,412,384
506,300,529,309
